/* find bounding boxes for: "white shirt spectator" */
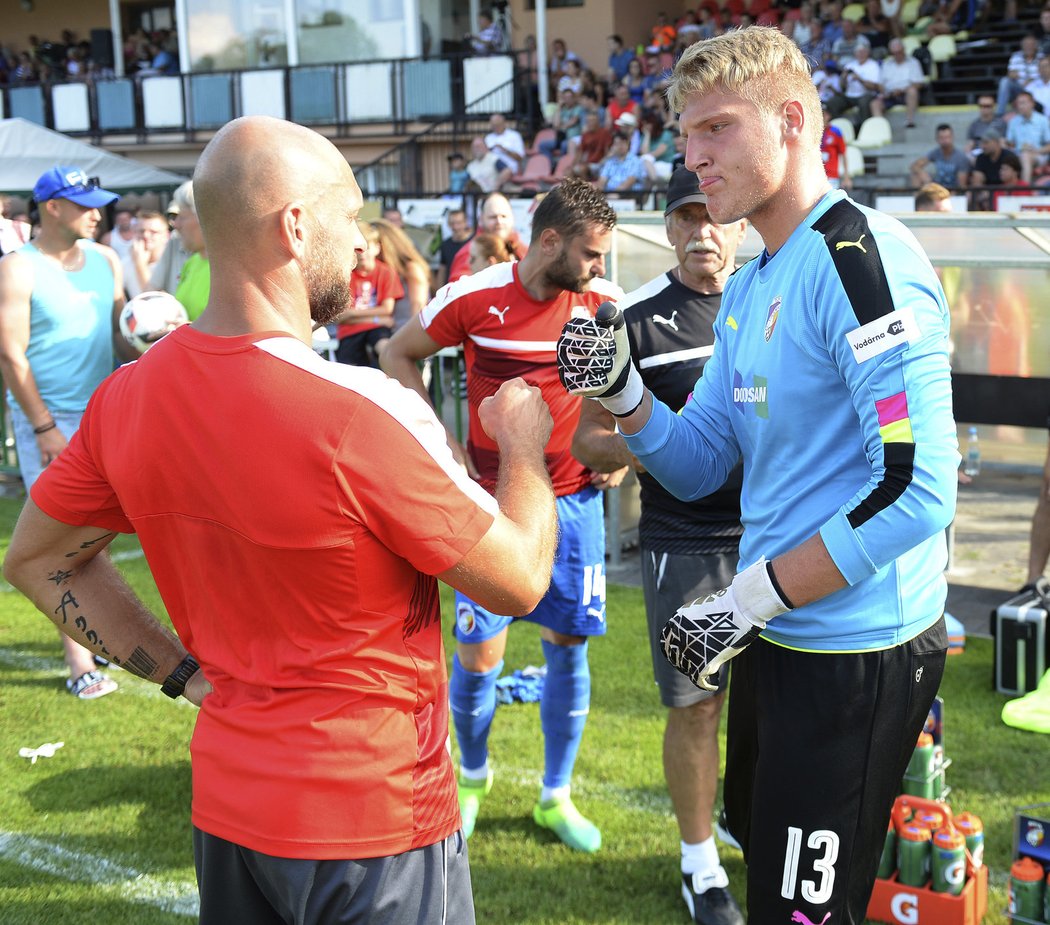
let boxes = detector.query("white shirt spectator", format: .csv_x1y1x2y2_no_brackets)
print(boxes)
1007,49,1043,87
844,57,881,99
485,126,526,173
880,55,924,94
1029,75,1050,114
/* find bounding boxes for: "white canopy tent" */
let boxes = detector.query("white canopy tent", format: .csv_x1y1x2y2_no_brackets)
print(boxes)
0,118,186,197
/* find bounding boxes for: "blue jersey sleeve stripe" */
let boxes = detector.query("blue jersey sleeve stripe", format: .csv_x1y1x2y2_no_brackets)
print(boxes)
846,441,916,529
812,200,896,327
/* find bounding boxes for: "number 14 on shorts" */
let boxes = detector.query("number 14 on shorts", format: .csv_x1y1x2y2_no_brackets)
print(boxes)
581,563,606,617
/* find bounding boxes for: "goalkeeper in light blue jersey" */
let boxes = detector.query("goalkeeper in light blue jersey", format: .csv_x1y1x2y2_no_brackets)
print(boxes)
556,26,958,925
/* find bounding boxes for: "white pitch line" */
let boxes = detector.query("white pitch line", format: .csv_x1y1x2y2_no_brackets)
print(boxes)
0,648,195,707
0,831,198,918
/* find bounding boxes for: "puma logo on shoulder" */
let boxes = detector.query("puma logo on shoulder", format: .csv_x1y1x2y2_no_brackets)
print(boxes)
653,310,679,331
835,234,867,254
488,305,510,324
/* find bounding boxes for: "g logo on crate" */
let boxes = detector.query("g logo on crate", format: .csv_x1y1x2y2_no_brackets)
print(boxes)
1026,821,1045,847
890,892,919,925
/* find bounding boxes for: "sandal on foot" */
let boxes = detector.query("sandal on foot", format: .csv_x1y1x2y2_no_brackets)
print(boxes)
66,670,117,700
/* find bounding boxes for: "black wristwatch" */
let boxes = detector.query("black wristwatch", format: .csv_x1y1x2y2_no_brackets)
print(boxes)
161,654,200,699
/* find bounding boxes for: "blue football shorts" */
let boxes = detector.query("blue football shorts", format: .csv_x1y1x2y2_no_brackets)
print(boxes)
453,486,607,643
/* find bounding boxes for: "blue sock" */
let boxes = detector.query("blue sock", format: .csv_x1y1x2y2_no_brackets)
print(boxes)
450,653,502,772
540,639,590,790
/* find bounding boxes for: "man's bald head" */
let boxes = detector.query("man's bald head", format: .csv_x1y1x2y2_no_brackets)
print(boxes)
193,116,360,255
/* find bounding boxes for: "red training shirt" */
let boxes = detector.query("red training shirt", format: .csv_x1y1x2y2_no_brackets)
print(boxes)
422,261,623,497
337,258,404,340
31,325,497,859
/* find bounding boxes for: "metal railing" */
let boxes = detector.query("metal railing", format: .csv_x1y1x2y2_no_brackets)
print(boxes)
0,50,533,143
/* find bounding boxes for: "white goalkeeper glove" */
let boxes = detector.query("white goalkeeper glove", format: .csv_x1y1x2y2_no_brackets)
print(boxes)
557,302,645,417
660,558,792,692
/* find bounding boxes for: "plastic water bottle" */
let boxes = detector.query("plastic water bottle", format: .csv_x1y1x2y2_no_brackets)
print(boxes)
964,426,980,478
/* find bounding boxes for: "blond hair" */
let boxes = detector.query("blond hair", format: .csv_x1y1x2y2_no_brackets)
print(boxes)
669,27,822,147
372,218,430,279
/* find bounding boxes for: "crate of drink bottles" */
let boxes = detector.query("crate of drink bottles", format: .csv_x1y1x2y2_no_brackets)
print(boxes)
1007,804,1050,924
867,794,988,925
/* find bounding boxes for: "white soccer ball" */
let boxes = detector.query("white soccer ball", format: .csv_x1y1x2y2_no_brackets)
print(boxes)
119,291,188,354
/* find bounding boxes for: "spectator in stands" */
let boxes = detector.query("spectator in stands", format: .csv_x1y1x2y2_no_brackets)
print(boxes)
549,38,581,90
822,0,847,48
859,0,900,52
834,37,881,127
467,232,515,275
971,129,1011,209
557,58,585,95
614,111,643,154
996,152,1030,198
643,51,673,96
964,94,1007,157
1027,56,1050,114
447,152,470,194
607,34,635,83
542,88,586,168
572,110,614,180
623,58,649,105
436,208,473,290
814,59,846,107
695,7,719,41
640,111,679,186
595,132,649,194
1037,8,1050,57
333,221,402,368
446,192,527,284
1005,90,1050,184
914,182,953,211
124,210,170,298
996,33,1044,117
821,104,853,190
466,136,502,193
875,37,926,128
649,12,677,53
467,10,505,55
785,2,819,48
373,218,432,333
831,18,864,64
383,208,404,227
607,82,641,128
910,123,970,189
13,52,37,84
485,113,526,189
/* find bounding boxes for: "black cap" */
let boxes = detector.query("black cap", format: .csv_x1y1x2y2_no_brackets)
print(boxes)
664,167,707,216
448,151,466,161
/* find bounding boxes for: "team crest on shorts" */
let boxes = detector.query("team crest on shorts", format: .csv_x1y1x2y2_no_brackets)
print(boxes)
764,296,782,342
456,601,478,635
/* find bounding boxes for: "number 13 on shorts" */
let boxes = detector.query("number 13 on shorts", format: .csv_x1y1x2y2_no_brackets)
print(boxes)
782,827,839,904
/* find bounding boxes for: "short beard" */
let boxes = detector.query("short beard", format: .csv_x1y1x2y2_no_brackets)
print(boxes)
544,250,591,294
305,231,353,326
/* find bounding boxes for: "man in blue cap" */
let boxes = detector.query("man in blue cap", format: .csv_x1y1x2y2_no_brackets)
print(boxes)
0,165,133,699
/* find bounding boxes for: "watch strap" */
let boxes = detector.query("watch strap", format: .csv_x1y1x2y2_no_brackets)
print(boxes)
161,654,200,699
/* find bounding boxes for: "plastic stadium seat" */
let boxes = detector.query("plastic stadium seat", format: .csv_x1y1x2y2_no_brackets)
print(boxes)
927,33,957,78
901,0,922,25
901,35,923,56
511,153,557,191
845,144,865,178
528,127,556,155
550,152,576,181
831,117,856,143
842,3,866,21
854,116,893,148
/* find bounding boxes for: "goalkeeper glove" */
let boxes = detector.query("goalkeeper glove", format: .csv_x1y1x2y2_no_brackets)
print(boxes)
660,557,791,692
557,302,645,417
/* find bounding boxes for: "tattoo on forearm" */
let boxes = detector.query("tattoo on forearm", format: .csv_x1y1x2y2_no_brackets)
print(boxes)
48,568,74,585
54,590,80,625
63,533,115,558
125,647,158,680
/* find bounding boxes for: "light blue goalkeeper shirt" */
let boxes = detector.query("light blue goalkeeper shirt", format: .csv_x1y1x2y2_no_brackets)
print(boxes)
624,190,959,652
